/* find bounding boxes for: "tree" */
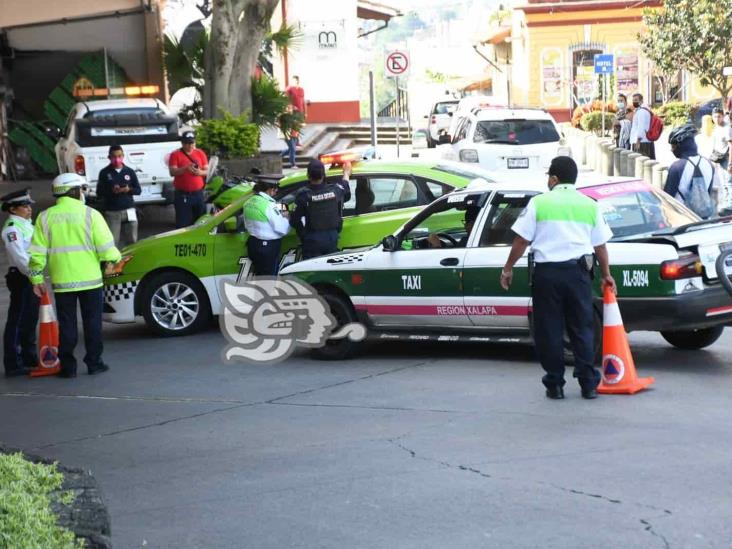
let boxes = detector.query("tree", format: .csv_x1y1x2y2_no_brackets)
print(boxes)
204,0,280,120
640,0,732,104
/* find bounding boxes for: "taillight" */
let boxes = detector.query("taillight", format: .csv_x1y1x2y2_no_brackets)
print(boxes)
74,155,86,176
431,116,437,124
660,255,703,280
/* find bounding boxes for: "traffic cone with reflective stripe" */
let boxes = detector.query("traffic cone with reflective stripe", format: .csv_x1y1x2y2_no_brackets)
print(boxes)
597,285,654,394
30,288,60,377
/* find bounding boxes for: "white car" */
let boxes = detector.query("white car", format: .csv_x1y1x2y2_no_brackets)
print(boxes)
55,98,181,205
425,99,458,148
446,107,571,176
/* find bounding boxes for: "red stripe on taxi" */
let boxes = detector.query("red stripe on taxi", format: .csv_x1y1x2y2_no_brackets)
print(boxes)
355,304,530,316
706,304,732,317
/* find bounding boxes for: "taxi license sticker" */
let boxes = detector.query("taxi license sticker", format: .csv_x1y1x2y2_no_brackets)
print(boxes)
447,194,467,203
602,354,625,384
622,269,649,287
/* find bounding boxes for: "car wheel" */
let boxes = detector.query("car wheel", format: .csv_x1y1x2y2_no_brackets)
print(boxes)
660,326,724,350
141,271,212,337
311,292,363,360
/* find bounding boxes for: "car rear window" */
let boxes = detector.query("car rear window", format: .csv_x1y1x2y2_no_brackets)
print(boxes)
432,102,458,115
473,119,560,145
76,108,179,147
581,181,699,238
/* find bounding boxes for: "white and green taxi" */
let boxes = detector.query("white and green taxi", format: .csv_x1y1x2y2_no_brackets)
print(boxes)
281,177,732,360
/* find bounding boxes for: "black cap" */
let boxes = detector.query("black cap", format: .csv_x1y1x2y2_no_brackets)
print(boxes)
548,156,578,184
713,106,724,115
0,188,34,212
181,130,196,143
307,159,325,180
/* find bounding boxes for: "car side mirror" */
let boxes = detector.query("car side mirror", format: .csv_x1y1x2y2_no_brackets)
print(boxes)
382,235,399,252
438,134,452,145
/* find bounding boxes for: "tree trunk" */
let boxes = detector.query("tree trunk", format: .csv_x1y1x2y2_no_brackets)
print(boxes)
204,0,279,120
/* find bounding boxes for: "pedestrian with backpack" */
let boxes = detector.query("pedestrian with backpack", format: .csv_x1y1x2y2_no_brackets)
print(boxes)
630,93,661,159
663,124,717,219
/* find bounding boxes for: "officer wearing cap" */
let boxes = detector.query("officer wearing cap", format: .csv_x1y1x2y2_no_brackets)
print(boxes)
28,173,121,378
291,159,351,259
1,188,39,376
500,156,617,400
243,179,291,275
168,131,209,228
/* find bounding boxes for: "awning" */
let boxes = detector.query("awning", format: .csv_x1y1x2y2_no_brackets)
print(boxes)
357,0,402,22
482,27,511,46
462,78,493,92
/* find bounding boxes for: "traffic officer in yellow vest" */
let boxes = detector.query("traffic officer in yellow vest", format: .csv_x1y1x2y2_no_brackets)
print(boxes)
500,156,616,400
1,188,39,377
243,179,291,276
28,173,121,378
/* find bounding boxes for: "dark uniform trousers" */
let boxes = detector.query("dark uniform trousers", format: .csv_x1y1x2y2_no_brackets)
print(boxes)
301,230,339,260
56,287,104,375
531,261,600,390
174,190,206,228
3,268,39,373
247,236,282,276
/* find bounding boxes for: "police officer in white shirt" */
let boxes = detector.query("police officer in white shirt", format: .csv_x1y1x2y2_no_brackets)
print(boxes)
1,188,39,376
243,179,291,275
500,157,616,400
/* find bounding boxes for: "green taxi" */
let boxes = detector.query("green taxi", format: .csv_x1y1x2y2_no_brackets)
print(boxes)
103,160,497,335
280,178,732,360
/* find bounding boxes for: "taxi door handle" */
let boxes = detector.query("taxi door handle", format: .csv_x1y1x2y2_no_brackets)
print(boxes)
440,257,459,266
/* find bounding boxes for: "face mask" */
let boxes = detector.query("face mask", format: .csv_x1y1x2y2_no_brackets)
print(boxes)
632,101,640,109
672,146,681,159
111,158,124,169
617,102,625,109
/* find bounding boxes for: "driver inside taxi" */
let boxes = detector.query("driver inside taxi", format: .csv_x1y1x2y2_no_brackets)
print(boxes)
427,206,479,248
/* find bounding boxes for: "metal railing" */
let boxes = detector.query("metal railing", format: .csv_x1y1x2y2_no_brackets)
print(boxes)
377,87,409,122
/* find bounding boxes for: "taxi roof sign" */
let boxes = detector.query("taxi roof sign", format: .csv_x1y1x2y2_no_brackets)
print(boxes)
74,85,160,98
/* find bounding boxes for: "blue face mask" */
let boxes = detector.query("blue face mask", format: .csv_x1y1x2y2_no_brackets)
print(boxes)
617,102,626,109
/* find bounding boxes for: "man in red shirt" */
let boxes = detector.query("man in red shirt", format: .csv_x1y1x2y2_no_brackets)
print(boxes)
286,76,306,115
168,131,209,228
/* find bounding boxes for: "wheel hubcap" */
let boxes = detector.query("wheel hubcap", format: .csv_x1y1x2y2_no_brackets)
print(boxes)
150,282,199,330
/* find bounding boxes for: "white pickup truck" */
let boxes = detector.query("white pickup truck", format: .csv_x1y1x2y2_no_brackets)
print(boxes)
55,98,181,205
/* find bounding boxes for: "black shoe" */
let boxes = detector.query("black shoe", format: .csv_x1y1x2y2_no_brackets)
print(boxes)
5,368,29,378
581,388,598,399
545,386,565,399
58,370,77,378
88,364,110,376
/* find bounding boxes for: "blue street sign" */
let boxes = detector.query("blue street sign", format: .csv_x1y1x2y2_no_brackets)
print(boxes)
594,54,614,74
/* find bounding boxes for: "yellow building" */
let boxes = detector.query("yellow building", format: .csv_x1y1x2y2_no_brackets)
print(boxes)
479,0,719,122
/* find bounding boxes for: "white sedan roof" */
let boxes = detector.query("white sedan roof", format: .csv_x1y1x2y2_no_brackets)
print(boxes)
79,98,166,114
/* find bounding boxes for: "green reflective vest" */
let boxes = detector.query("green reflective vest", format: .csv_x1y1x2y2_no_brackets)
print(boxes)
29,197,121,292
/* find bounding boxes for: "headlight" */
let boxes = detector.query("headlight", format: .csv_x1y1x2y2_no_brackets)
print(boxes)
459,149,479,163
557,146,572,157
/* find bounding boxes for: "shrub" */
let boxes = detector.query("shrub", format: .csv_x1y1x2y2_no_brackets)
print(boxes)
571,100,617,128
196,111,260,159
251,75,290,128
0,452,82,548
580,111,616,136
656,101,693,128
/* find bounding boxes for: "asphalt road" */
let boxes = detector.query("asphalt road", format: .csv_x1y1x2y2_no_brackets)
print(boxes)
1,179,732,548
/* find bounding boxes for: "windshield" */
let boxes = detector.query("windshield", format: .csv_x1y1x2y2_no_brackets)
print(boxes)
432,101,458,115
473,119,560,145
581,181,699,239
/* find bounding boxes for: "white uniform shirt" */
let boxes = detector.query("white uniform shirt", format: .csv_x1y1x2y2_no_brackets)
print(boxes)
712,123,730,158
630,106,651,144
243,192,291,240
2,214,34,276
511,185,614,263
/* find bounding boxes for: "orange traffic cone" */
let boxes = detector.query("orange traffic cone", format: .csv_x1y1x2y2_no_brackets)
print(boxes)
598,286,654,394
30,288,61,377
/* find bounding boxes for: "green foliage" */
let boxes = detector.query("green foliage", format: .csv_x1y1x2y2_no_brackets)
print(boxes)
572,100,617,128
656,101,693,128
640,0,732,101
259,23,302,77
251,75,290,128
0,453,82,548
278,108,305,139
163,31,207,123
196,112,260,159
580,111,616,136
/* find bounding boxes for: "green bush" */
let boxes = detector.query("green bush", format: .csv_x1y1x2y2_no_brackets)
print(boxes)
251,75,290,128
657,101,693,128
196,111,260,159
0,453,82,548
579,111,616,136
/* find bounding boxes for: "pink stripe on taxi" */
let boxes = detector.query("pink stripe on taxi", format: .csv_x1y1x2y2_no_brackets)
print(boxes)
355,304,530,316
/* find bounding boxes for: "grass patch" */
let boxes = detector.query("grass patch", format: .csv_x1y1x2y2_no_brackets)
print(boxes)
0,452,83,548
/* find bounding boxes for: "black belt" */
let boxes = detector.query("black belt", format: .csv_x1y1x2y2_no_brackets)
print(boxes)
535,259,581,266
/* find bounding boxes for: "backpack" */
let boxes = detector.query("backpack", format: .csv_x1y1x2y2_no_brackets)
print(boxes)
679,157,715,219
643,107,664,141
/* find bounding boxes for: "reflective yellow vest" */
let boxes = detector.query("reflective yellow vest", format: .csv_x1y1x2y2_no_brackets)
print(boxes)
28,197,121,292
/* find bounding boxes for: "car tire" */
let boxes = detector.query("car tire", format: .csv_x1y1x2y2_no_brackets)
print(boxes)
311,292,363,360
660,326,724,350
140,271,212,337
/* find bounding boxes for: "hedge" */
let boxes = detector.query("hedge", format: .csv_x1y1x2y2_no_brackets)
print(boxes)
196,112,260,159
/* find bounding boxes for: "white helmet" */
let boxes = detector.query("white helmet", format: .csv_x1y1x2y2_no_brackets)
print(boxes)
52,173,85,196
